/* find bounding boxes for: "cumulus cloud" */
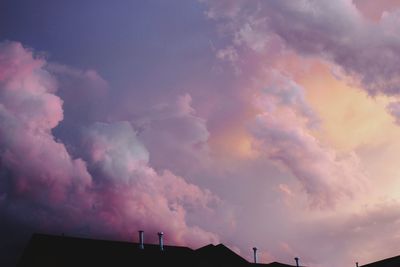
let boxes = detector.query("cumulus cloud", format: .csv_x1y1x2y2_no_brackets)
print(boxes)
131,94,211,177
250,73,366,208
0,41,219,248
0,41,92,209
46,63,111,154
3,2,399,265
202,0,400,97
79,121,218,245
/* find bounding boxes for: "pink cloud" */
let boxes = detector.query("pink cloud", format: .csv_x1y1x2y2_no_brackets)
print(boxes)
0,41,91,205
0,41,219,248
79,121,219,245
131,93,211,178
353,0,400,21
250,73,366,208
202,0,400,97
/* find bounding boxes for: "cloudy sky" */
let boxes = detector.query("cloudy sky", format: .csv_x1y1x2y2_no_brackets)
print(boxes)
2,1,400,266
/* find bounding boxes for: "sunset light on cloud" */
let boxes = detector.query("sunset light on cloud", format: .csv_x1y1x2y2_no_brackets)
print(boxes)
2,1,400,267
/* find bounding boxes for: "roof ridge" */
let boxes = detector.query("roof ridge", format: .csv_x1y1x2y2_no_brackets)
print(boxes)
31,233,194,250
361,254,400,266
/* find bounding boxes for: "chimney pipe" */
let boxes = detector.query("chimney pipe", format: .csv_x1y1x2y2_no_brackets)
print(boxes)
158,232,164,251
295,257,299,267
253,247,258,263
138,230,144,249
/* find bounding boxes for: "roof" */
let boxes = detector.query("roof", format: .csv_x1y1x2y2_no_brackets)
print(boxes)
17,233,298,267
195,243,249,267
264,262,300,267
361,255,400,267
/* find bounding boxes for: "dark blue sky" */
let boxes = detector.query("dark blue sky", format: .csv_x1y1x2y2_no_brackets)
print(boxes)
0,0,218,91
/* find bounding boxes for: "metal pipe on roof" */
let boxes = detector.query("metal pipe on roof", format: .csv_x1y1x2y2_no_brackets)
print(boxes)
158,232,164,251
138,230,144,249
253,247,258,263
295,257,299,267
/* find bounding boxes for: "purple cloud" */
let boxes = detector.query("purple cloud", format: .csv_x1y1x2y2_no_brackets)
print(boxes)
202,0,400,96
250,72,366,208
0,41,219,248
131,94,211,177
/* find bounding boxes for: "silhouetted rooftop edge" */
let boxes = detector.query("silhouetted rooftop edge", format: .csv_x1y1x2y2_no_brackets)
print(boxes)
17,233,301,267
360,254,400,267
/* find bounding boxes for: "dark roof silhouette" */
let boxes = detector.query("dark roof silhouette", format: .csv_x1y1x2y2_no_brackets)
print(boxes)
196,243,249,266
361,255,400,267
17,233,299,267
266,263,302,267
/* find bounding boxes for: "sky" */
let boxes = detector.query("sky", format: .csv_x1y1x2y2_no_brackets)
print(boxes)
1,1,400,266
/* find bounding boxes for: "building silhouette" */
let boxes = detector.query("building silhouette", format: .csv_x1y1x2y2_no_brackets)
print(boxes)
360,255,400,267
17,233,300,267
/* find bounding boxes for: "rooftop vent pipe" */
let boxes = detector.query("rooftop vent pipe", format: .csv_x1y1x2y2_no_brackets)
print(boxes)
253,247,258,263
158,232,164,251
138,230,144,249
295,257,299,267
